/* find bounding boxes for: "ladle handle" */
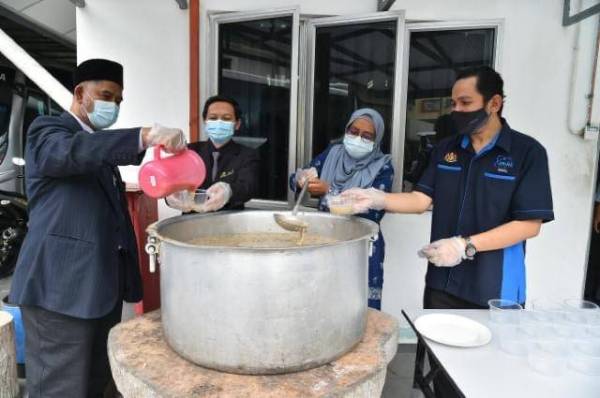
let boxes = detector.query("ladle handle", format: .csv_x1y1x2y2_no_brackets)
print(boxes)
292,181,309,215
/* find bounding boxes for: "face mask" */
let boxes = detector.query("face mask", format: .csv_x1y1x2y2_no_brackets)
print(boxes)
205,120,235,145
451,108,489,136
84,93,119,129
343,134,374,159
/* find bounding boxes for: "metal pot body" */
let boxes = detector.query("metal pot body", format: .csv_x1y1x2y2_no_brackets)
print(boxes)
147,210,378,374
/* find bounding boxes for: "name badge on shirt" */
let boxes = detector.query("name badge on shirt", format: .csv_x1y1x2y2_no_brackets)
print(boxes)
220,170,234,178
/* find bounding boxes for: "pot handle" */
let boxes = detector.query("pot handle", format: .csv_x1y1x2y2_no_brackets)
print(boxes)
145,227,161,273
369,227,379,257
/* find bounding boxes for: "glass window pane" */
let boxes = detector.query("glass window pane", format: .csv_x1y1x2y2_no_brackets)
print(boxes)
312,21,397,158
403,28,495,190
23,91,48,135
0,67,14,164
218,16,293,201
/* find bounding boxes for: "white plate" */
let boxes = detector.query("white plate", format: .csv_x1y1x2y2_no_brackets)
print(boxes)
414,313,492,348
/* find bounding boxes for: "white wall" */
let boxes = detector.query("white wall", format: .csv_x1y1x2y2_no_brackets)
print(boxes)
77,0,190,217
77,0,600,331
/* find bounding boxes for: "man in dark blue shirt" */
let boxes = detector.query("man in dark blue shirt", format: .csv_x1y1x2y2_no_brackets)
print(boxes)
342,66,554,310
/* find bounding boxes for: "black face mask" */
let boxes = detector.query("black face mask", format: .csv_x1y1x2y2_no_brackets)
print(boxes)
451,108,490,136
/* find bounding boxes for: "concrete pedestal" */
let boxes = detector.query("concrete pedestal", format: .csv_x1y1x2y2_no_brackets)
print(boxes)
108,309,398,398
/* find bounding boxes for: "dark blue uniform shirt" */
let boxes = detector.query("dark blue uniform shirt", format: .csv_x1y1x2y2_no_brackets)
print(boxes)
415,120,554,306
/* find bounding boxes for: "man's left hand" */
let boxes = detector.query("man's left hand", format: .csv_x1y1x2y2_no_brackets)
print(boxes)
418,237,466,267
203,182,232,212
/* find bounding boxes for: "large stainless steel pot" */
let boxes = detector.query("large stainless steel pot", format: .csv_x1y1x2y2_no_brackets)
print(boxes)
145,210,379,374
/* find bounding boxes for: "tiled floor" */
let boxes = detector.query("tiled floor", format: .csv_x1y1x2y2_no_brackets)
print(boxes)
382,344,425,398
2,274,424,397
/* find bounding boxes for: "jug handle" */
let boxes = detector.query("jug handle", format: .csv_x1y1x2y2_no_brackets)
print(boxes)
153,145,164,161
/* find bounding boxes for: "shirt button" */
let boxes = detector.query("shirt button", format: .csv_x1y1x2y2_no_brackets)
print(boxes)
117,245,123,251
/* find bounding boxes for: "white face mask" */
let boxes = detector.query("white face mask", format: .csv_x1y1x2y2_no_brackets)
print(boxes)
85,92,119,129
343,134,374,159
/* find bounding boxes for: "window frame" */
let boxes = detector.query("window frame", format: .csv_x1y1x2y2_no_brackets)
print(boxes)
301,11,406,191
208,7,300,208
397,19,504,190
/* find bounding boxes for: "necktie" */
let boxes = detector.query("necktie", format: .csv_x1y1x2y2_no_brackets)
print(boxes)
212,151,220,182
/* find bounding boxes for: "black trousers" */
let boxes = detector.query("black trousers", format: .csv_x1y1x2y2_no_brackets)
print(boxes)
21,301,122,398
423,287,485,398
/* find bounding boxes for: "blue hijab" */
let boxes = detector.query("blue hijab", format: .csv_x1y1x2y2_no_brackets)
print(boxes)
320,108,391,193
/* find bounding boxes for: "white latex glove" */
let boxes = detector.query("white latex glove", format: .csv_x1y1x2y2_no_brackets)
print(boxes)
339,187,387,213
144,123,186,153
203,182,232,212
418,237,466,267
296,167,318,188
165,190,194,212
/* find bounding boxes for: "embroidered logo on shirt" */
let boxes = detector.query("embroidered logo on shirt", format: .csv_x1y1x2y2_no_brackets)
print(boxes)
494,155,514,173
220,170,234,178
444,152,458,163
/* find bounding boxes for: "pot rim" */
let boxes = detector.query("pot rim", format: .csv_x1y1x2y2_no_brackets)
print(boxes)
146,210,379,251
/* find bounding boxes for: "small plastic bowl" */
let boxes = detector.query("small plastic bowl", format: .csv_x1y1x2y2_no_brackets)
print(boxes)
488,299,522,325
193,189,209,205
527,339,568,376
568,340,600,376
327,195,354,216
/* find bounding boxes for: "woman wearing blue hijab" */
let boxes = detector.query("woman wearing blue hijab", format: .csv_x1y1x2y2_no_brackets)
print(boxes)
290,108,394,309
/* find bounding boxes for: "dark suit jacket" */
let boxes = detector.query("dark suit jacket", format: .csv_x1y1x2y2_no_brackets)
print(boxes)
9,112,144,319
188,140,260,210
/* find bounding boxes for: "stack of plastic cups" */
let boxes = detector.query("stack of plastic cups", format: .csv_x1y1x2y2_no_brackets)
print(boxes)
488,299,525,356
563,299,600,376
525,299,570,376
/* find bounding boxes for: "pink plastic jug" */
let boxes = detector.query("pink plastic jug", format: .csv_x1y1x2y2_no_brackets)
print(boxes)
138,146,206,198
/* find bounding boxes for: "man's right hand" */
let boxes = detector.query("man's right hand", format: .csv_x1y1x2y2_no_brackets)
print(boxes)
142,124,186,153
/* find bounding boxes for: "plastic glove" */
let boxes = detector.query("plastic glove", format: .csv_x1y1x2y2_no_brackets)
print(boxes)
340,187,387,213
418,237,466,267
165,190,194,212
203,182,232,212
144,123,186,153
295,167,318,188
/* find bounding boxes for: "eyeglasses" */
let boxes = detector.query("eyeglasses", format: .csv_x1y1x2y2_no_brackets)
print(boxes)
346,126,375,143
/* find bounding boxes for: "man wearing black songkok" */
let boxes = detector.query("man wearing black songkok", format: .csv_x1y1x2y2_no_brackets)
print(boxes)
9,58,185,397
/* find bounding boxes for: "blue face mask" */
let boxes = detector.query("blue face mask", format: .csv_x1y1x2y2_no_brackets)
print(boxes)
343,134,374,159
206,120,235,145
86,94,119,129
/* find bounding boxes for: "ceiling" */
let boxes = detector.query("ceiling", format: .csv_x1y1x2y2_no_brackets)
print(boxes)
0,0,76,72
0,0,76,43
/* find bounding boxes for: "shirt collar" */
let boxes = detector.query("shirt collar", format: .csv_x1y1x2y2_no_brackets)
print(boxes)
68,110,94,134
455,118,512,153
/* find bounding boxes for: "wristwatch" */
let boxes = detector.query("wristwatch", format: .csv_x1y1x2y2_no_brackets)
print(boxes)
464,236,477,260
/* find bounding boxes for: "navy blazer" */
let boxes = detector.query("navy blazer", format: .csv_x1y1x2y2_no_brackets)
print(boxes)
9,112,144,319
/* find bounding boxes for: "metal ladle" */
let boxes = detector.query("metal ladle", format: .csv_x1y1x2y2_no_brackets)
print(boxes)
274,180,310,232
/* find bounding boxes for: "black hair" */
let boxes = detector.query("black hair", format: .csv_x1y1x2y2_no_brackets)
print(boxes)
455,66,505,115
202,95,242,120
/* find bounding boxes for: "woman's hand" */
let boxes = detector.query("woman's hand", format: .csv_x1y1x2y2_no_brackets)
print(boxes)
307,179,329,196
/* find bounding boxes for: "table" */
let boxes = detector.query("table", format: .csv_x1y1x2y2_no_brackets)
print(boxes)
403,309,600,398
108,309,398,397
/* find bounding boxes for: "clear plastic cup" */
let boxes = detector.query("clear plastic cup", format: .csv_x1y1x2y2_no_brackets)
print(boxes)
530,299,566,323
568,339,600,376
527,339,568,376
488,299,522,324
564,299,600,311
193,189,209,205
521,310,554,340
327,195,354,216
493,323,529,356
